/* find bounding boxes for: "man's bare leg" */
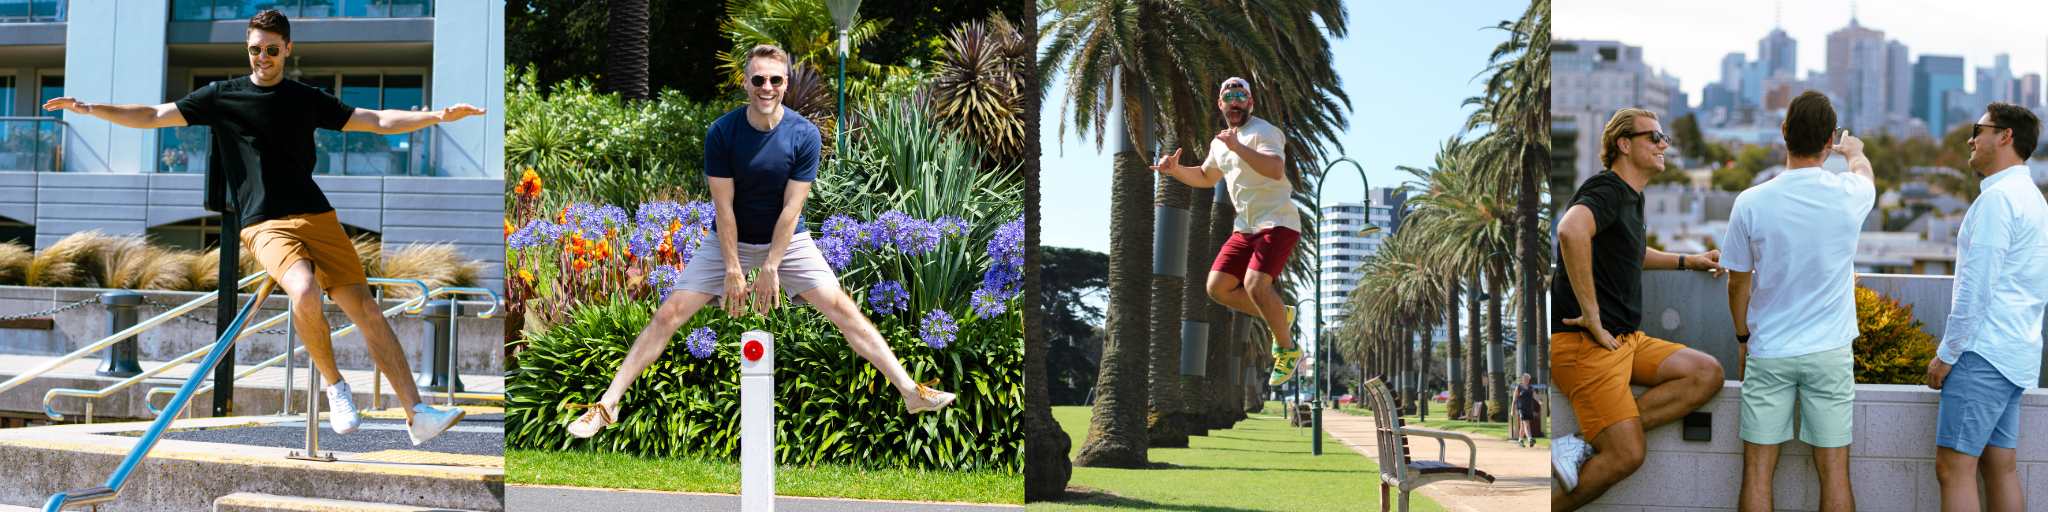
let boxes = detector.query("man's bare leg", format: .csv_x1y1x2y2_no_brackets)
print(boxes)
1936,447,1979,512
1242,269,1293,350
593,290,718,410
1554,418,1644,511
1205,271,1262,318
1814,445,1854,512
1739,442,1780,512
801,285,921,398
275,261,345,386
329,283,425,420
1981,446,2023,512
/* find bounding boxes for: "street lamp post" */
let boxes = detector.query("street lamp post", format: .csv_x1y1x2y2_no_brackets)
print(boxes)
1289,296,1317,424
827,0,860,155
1306,157,1371,456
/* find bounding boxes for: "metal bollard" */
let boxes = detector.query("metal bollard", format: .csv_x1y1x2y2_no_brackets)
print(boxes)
740,330,774,512
287,311,333,462
97,291,143,377
422,300,463,394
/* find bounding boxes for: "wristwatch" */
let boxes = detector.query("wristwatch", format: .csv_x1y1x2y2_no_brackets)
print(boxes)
1677,254,1689,271
1736,333,1750,344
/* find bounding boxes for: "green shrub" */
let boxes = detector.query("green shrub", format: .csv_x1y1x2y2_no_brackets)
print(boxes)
1853,286,1938,384
504,67,731,212
505,295,1022,472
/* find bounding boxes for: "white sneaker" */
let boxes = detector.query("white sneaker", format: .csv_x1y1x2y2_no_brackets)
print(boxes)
406,404,467,446
1552,434,1592,492
905,382,957,414
323,382,361,435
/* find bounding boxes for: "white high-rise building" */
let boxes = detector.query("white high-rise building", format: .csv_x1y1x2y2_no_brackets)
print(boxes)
1554,40,1670,188
1317,188,1404,333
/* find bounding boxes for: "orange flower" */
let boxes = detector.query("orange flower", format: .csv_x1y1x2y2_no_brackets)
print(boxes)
515,167,543,198
667,219,682,234
504,219,515,238
518,269,535,284
556,207,568,225
572,258,590,272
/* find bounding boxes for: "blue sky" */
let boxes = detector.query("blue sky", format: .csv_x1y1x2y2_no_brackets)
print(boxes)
1039,0,1533,254
1037,0,1536,357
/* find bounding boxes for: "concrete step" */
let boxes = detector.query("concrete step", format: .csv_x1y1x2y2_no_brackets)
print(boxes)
0,416,503,511
214,492,493,512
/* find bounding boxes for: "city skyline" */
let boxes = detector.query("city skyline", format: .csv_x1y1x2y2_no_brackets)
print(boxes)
1557,0,2048,110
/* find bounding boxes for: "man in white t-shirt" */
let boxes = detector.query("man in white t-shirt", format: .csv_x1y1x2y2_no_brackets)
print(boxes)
1152,77,1306,386
1721,90,1873,512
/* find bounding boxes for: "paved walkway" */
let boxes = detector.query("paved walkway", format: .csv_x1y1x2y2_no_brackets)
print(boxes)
1320,410,1548,512
507,484,1022,512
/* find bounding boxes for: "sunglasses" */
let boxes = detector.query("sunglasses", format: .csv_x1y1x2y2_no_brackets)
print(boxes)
1623,130,1670,145
749,74,786,88
1972,123,2007,137
1221,91,1249,104
247,45,282,57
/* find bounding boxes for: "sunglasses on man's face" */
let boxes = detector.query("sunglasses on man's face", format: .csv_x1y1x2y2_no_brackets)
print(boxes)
247,45,282,57
1221,91,1249,104
1624,130,1670,145
749,74,786,88
1972,123,2007,138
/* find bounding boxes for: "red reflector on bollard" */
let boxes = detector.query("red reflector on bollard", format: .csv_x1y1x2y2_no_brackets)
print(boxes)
744,340,763,361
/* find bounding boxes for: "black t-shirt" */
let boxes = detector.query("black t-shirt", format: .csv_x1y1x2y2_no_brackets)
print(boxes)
1549,170,1646,336
175,76,354,225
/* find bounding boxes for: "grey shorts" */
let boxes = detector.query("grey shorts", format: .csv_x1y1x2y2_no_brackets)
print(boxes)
674,231,842,304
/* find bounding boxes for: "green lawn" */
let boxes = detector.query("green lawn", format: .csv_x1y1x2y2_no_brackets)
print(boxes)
1035,403,1441,511
1334,408,1549,448
507,449,1022,504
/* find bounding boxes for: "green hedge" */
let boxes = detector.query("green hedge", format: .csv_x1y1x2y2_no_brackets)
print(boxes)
506,295,1022,472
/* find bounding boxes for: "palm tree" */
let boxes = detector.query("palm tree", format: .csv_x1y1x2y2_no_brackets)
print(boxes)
601,0,650,101
1147,166,1192,448
1466,0,1552,388
1403,134,1517,422
1179,186,1215,437
1022,0,1072,499
1201,194,1240,429
719,0,904,94
1396,136,1472,418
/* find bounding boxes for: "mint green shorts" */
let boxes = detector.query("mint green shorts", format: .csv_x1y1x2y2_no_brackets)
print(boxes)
1740,345,1855,447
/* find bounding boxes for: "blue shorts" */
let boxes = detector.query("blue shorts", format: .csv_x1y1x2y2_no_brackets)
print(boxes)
1935,352,2026,457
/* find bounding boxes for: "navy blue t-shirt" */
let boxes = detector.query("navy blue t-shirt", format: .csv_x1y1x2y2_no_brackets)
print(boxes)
704,107,819,244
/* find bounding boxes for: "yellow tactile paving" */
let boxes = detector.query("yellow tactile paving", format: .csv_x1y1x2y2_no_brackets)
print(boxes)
352,449,503,468
359,405,502,420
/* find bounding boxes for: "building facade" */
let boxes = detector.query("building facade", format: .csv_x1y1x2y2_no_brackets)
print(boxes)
0,0,505,290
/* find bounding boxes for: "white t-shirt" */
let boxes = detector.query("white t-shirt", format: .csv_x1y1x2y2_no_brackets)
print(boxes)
1720,166,1875,359
1203,116,1299,234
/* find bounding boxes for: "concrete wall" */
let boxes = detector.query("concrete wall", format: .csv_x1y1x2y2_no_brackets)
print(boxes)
0,171,504,290
1552,383,2048,511
1554,271,2048,509
1637,270,2048,388
430,0,505,179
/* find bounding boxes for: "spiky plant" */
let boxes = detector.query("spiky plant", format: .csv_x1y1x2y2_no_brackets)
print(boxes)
931,16,1027,163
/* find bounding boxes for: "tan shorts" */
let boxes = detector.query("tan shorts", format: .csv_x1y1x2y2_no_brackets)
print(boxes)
673,231,841,303
239,210,369,291
1551,330,1687,440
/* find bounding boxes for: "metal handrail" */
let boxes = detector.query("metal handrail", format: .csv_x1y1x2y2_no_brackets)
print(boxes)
0,272,269,396
425,286,500,406
43,279,276,511
49,278,426,421
140,286,435,416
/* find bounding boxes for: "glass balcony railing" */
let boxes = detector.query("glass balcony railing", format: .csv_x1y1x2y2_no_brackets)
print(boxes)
157,125,436,176
0,117,65,172
0,0,64,22
170,0,429,21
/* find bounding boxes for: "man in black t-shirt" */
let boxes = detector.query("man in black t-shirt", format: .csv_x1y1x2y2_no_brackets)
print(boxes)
1548,108,1727,511
44,10,482,446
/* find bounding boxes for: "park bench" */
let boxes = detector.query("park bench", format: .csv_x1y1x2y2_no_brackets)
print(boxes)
1363,378,1494,512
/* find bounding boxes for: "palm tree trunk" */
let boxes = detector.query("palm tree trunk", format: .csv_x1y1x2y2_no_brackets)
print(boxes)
1445,276,1464,419
1147,167,1191,448
1417,318,1433,421
1522,137,1549,388
1486,260,1510,422
1466,267,1484,419
1181,186,1214,437
1203,190,1238,429
1022,3,1070,493
1074,105,1154,468
600,0,650,101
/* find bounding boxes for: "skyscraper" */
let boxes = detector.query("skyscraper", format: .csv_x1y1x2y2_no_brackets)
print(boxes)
1759,27,1797,79
1887,40,1912,119
1914,55,1966,136
1826,17,1890,133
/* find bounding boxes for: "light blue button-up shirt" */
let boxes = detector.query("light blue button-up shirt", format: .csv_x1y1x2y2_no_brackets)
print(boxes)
1939,164,2048,389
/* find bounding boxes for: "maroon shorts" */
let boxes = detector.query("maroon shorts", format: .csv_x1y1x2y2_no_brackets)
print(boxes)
1211,227,1301,278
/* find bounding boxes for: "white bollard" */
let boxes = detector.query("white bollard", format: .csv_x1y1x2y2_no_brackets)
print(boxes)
740,330,775,512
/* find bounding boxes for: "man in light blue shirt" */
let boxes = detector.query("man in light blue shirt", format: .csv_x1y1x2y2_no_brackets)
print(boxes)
1927,102,2048,512
1721,91,1872,512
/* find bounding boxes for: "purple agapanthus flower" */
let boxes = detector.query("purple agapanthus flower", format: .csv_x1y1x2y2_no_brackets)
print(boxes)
970,287,1008,319
919,309,957,349
935,216,971,239
647,265,684,302
508,220,566,250
686,327,717,359
822,215,863,243
868,280,909,315
987,215,1024,268
817,235,853,270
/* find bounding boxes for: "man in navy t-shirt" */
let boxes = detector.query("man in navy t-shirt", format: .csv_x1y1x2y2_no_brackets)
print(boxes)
567,45,957,438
